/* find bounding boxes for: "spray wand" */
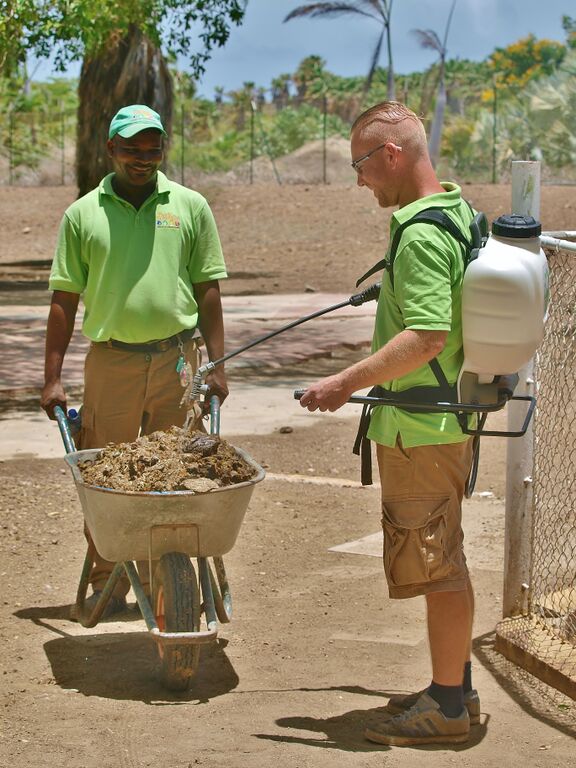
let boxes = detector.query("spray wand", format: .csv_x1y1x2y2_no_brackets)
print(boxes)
188,281,381,403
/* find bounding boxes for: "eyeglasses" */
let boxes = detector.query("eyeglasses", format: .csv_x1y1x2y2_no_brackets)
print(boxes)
350,142,402,173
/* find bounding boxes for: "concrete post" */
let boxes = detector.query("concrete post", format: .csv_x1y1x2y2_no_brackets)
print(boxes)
511,161,541,220
503,160,540,617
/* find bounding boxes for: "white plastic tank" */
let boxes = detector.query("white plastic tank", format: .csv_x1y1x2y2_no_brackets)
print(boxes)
460,214,549,383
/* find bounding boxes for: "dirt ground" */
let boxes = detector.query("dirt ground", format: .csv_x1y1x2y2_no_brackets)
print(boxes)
0,181,575,767
2,181,576,293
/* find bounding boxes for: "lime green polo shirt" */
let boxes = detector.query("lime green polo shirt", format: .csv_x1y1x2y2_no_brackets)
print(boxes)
367,183,474,447
49,171,227,343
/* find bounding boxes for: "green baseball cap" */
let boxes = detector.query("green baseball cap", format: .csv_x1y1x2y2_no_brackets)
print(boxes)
108,104,167,140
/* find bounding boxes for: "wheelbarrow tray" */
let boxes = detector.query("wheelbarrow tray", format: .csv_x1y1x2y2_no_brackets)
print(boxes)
64,447,265,562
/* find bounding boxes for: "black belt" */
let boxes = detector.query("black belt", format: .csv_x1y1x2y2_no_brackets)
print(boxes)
100,327,197,354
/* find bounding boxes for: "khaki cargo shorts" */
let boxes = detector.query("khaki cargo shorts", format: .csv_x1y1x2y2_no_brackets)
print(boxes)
376,438,474,599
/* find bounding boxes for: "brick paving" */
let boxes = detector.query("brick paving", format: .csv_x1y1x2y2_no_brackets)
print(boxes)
0,293,375,393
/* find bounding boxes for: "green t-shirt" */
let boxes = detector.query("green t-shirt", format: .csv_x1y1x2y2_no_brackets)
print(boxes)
49,171,227,343
366,183,474,448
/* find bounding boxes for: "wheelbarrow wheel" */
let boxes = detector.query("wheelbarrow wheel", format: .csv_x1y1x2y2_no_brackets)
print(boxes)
153,552,200,691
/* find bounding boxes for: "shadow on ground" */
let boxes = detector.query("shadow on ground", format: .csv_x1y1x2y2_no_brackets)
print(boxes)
254,684,489,752
15,604,239,704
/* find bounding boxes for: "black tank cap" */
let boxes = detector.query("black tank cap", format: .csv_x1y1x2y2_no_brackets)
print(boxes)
492,214,541,238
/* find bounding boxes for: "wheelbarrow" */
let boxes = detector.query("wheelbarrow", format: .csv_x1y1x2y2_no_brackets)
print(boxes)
54,401,265,691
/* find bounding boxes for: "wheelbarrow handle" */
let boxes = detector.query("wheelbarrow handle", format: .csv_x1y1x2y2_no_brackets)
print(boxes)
57,396,221,449
54,405,77,454
209,395,221,436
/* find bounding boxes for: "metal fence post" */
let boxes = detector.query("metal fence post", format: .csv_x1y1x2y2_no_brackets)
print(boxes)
8,111,14,185
249,100,255,185
503,160,541,618
61,111,66,185
180,104,185,186
491,79,498,184
322,94,327,185
252,100,281,186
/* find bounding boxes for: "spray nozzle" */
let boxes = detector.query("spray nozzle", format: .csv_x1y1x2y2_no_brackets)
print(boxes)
348,281,381,306
190,362,215,401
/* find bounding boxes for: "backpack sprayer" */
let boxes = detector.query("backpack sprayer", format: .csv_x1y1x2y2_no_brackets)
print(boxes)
186,212,549,492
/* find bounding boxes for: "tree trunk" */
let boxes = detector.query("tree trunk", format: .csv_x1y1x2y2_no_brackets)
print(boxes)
386,21,395,101
428,61,447,168
76,25,173,197
419,65,436,120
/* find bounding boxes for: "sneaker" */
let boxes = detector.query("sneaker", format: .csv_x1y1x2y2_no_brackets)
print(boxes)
364,692,470,746
386,687,481,725
70,591,128,621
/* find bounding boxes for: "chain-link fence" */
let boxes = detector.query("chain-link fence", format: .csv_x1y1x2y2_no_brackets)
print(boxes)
163,100,356,188
496,247,576,705
3,99,575,188
0,109,77,186
0,102,354,188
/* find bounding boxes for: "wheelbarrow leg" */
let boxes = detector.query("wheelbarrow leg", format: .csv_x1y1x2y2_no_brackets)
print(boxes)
198,558,218,629
74,539,94,610
208,557,232,623
73,541,124,628
124,561,154,626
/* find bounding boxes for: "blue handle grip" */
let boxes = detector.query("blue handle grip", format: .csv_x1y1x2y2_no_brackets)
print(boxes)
54,405,77,454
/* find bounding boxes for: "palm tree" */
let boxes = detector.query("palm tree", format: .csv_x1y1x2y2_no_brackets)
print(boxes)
284,1,395,98
271,74,292,111
292,55,327,106
412,0,457,167
228,81,255,131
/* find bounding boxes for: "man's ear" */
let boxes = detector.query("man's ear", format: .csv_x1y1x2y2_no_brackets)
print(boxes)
106,138,115,159
387,142,403,170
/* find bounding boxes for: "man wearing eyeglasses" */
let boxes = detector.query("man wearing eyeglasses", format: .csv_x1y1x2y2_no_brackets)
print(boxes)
300,101,478,746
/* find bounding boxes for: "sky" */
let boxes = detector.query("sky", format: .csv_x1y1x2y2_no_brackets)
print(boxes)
35,0,572,98
192,0,572,97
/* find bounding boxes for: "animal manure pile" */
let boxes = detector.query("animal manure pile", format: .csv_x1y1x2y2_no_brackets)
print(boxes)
78,427,257,493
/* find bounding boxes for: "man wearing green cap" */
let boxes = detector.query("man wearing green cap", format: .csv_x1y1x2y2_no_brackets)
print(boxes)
41,104,228,617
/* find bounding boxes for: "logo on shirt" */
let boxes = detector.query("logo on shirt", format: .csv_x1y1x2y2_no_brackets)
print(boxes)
156,212,181,229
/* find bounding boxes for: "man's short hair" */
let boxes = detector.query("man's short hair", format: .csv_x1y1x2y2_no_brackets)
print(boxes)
351,101,428,153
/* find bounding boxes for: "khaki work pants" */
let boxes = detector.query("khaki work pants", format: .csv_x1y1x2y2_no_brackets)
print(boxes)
78,338,203,598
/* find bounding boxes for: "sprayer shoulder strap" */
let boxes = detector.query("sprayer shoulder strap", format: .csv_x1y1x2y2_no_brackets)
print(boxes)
355,207,472,289
352,205,476,486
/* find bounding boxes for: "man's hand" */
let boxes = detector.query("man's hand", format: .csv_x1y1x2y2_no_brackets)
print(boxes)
299,373,353,412
204,366,229,407
41,380,67,420
42,290,80,420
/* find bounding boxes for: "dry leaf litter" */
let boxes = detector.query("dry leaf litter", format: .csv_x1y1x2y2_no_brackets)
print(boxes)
78,427,256,493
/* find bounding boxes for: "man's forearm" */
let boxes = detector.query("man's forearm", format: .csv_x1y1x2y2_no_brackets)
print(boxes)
341,328,447,393
44,292,79,385
194,280,228,403
300,328,448,412
195,281,225,364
